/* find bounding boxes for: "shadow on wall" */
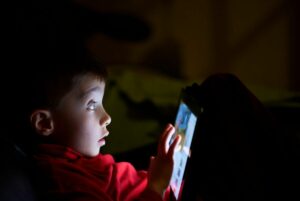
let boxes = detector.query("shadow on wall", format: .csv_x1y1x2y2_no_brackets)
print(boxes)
14,0,152,67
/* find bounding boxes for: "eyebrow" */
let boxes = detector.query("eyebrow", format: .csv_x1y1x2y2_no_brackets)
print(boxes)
79,86,102,100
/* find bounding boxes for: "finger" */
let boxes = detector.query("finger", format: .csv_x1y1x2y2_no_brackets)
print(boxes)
165,127,176,153
162,126,175,154
158,124,174,155
167,134,181,158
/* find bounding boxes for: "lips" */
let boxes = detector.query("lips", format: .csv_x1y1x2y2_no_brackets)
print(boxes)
98,132,109,142
98,138,106,146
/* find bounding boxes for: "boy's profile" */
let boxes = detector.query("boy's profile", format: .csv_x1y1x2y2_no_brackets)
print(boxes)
13,52,181,201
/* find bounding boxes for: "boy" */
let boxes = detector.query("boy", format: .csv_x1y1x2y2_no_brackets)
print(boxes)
14,54,181,201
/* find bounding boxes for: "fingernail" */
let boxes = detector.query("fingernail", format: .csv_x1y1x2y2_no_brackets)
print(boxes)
175,144,182,152
166,124,172,131
169,127,175,134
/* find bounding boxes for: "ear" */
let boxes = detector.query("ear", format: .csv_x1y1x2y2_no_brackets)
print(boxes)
30,110,54,136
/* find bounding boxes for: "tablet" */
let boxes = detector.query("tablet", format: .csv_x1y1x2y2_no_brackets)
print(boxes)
169,99,198,200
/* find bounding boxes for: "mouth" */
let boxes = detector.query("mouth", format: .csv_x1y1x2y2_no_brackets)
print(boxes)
98,132,109,146
98,138,106,146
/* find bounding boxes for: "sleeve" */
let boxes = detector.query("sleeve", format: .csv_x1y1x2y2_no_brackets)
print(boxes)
45,189,164,201
35,154,165,201
45,190,113,201
110,161,164,201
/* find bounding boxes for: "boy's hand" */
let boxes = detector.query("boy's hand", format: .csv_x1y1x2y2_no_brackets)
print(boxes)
147,124,181,196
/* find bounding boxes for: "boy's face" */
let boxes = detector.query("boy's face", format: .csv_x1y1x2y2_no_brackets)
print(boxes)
51,73,111,157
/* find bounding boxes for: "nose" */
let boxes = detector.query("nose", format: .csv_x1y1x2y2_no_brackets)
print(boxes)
100,110,111,127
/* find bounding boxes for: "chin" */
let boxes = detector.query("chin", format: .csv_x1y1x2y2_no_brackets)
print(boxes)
84,148,101,157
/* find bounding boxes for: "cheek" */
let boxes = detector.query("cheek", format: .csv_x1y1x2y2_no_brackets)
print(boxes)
55,110,85,135
72,114,99,134
71,114,90,131
55,107,100,138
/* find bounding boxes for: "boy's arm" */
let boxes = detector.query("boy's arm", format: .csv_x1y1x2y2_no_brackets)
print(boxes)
147,124,181,197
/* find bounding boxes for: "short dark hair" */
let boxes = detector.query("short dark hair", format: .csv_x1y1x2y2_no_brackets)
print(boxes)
7,52,107,153
26,54,108,111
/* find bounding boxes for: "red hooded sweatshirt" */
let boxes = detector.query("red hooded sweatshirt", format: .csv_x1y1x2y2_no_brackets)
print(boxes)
33,144,165,201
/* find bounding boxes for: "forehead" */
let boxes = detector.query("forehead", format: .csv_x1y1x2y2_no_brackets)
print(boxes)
59,73,106,104
73,73,105,95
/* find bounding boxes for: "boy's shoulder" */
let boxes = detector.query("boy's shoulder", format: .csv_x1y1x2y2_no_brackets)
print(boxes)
34,144,116,168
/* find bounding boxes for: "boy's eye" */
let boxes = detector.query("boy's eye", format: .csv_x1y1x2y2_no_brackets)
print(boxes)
87,100,97,111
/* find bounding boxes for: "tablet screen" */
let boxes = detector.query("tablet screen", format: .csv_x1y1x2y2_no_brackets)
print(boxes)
169,101,197,200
